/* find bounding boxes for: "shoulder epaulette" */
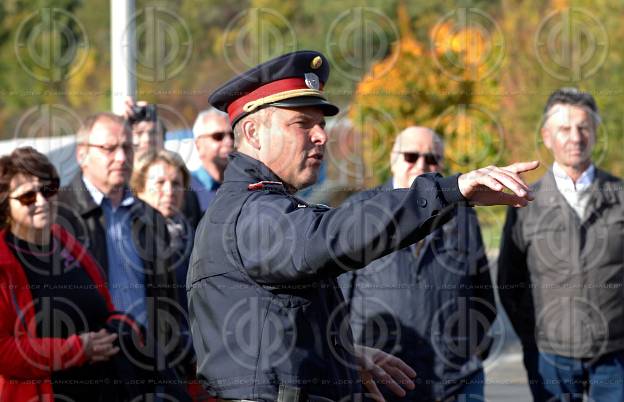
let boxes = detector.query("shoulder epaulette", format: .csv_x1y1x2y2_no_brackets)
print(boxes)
247,181,285,192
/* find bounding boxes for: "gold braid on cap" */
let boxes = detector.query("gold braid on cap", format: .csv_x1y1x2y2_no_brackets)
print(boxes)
242,89,325,112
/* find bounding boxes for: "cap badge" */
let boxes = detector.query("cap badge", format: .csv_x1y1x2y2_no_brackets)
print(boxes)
304,73,320,90
310,56,323,69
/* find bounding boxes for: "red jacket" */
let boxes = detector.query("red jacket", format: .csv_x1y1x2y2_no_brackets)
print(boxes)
0,224,115,402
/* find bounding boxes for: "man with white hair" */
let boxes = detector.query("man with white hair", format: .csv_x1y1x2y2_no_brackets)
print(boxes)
190,108,234,211
339,126,495,402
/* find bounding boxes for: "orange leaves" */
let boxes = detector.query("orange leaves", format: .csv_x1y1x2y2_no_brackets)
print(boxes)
349,11,503,185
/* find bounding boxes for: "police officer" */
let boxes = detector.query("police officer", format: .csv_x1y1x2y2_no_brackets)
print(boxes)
187,50,538,402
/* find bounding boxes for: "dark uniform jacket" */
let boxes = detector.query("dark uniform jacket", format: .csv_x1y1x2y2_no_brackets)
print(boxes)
56,174,189,376
338,181,495,402
187,152,466,401
498,168,624,358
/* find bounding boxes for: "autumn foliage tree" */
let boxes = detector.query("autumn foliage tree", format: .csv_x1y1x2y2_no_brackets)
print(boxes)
349,2,504,185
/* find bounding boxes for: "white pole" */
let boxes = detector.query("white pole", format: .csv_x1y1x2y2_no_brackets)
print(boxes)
111,0,136,115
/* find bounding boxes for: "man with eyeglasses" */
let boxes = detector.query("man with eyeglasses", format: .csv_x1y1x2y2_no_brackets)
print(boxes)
56,112,191,399
338,126,495,402
190,107,234,211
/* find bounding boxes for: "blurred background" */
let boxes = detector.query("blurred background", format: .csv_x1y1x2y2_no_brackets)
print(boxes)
0,1,621,399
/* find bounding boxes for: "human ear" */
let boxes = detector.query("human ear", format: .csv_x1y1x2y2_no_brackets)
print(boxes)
241,119,260,150
541,126,552,150
76,145,88,166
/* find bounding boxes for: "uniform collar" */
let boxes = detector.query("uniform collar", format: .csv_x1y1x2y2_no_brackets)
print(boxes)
223,151,283,185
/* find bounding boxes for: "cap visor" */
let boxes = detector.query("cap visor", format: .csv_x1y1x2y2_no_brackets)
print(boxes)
271,96,339,116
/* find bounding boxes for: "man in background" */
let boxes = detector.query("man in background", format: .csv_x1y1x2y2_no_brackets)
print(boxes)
339,126,496,402
56,113,190,398
498,88,624,401
190,108,234,211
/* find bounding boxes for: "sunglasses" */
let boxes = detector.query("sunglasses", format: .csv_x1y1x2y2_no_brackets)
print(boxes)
400,152,440,165
9,179,60,206
205,131,234,142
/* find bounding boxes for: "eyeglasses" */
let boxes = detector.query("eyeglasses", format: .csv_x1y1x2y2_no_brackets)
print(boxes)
9,179,60,206
398,152,441,165
202,131,234,142
82,142,134,156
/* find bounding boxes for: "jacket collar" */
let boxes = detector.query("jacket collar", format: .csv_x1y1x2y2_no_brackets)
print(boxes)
223,151,283,185
66,173,101,216
534,167,619,211
65,174,135,216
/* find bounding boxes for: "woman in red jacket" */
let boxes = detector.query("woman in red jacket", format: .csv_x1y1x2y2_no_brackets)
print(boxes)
0,147,123,402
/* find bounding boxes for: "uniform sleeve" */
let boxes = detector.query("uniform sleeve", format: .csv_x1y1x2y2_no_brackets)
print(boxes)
497,206,536,346
236,173,464,285
0,284,87,379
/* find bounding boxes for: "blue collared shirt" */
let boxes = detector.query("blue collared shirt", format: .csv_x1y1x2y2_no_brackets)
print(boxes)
82,177,147,326
191,167,221,211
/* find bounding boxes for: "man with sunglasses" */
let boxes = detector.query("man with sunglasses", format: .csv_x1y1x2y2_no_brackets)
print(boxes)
190,108,234,211
338,126,495,402
56,112,191,399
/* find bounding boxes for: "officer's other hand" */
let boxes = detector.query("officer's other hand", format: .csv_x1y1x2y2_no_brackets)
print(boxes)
354,345,416,400
457,161,539,207
79,329,120,363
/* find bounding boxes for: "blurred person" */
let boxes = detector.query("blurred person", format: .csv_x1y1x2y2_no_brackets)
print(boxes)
187,50,537,401
56,113,191,399
124,96,202,228
190,108,234,211
0,147,128,402
339,127,495,402
131,149,193,317
498,88,624,402
132,149,203,399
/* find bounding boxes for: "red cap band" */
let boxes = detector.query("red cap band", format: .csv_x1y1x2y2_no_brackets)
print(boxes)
227,77,324,123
